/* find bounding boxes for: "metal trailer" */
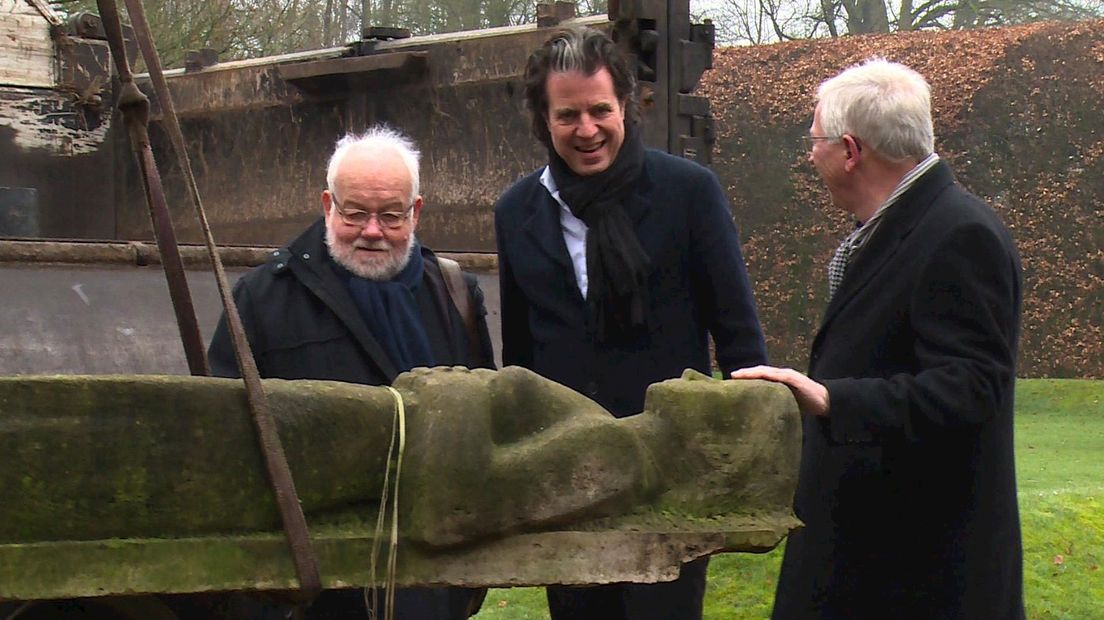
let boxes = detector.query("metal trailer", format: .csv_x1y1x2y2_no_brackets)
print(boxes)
1,0,715,375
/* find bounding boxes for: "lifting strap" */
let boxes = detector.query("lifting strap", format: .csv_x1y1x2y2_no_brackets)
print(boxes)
95,0,321,600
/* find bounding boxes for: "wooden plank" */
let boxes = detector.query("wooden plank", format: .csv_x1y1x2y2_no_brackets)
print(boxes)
23,0,64,27
277,51,426,82
1,0,37,14
277,51,428,95
0,239,499,271
145,14,607,80
0,87,110,155
0,6,54,88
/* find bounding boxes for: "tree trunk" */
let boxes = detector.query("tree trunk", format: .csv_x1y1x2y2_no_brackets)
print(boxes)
897,0,914,30
323,0,334,45
820,0,840,37
843,0,890,33
953,1,980,28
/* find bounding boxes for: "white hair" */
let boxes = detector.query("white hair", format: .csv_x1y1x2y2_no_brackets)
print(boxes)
325,125,421,203
816,58,935,162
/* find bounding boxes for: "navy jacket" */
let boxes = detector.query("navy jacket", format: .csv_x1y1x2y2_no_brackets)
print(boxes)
772,162,1025,619
494,149,767,417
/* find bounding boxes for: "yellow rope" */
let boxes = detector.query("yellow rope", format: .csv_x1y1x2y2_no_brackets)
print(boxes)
366,386,406,620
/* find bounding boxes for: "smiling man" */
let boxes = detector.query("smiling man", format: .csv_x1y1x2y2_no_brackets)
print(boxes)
493,26,768,620
322,138,420,281
208,126,493,620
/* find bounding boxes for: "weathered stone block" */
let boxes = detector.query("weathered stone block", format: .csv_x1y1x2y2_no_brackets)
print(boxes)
1,367,799,548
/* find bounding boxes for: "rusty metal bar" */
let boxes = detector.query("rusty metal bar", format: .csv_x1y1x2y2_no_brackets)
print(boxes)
0,239,498,271
113,0,323,600
94,0,209,378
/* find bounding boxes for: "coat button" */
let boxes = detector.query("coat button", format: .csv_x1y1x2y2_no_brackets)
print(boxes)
302,253,310,260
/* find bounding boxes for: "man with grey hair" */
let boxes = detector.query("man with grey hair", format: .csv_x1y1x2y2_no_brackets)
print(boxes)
733,59,1025,618
495,25,767,620
209,125,493,619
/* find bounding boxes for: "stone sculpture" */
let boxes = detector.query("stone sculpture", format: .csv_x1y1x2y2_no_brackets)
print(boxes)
0,366,800,547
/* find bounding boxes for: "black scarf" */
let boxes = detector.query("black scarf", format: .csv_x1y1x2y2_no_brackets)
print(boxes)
549,123,650,344
332,242,435,372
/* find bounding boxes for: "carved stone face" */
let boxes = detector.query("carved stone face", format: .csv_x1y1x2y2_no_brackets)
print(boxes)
640,370,802,515
396,366,658,548
395,366,801,549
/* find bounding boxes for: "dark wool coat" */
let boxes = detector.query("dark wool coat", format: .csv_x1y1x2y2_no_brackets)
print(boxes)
494,149,768,418
209,218,493,382
772,162,1025,620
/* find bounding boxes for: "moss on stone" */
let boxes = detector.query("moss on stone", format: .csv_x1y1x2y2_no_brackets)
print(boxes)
1,367,802,596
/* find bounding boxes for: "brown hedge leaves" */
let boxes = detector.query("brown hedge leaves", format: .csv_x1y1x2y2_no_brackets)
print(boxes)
704,20,1104,378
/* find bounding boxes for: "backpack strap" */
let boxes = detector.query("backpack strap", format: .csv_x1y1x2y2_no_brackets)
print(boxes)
436,256,482,364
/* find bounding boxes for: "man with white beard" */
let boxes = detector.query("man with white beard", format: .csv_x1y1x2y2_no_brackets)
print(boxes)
208,125,493,620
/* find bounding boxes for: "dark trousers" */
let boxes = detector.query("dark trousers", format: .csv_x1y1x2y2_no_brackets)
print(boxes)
546,558,708,620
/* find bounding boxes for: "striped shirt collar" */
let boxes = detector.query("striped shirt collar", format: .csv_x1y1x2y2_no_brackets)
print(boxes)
825,152,941,298
852,151,941,243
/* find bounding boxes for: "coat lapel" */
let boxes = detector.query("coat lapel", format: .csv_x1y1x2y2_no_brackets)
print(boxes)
520,180,589,305
287,219,400,382
624,160,657,230
521,186,574,270
814,162,957,348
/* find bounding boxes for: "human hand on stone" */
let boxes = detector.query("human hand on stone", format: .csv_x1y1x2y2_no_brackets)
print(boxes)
730,366,830,417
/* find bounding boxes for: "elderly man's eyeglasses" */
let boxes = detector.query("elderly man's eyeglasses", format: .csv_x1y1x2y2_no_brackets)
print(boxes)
802,135,841,145
333,203,413,229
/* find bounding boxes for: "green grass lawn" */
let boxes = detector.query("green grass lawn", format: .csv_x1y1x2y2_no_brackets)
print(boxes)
474,379,1104,619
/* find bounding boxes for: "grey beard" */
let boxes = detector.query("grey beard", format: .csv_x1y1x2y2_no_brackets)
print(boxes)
325,227,417,281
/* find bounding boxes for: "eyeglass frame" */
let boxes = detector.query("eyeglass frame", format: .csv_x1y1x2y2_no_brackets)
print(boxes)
331,198,415,230
803,134,865,157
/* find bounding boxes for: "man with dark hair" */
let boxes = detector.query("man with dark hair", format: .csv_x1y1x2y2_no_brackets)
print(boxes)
494,25,768,620
209,125,492,620
733,59,1025,619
